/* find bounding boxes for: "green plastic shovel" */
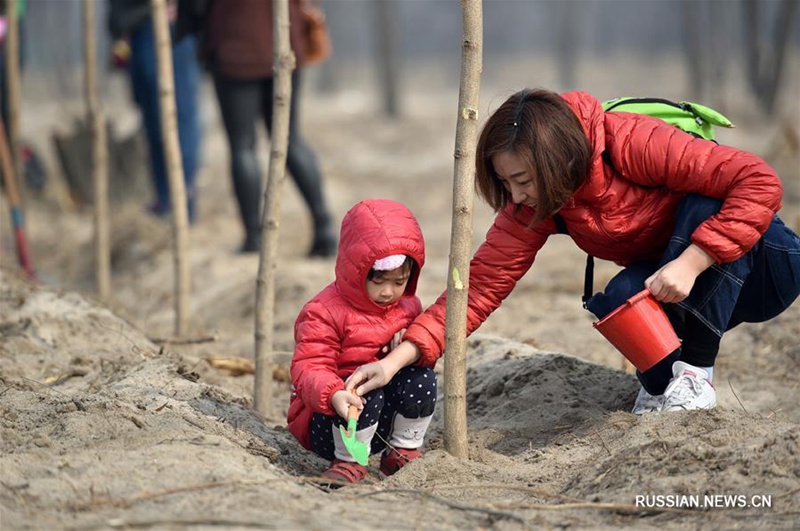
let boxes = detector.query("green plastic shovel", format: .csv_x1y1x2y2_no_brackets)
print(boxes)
339,400,369,466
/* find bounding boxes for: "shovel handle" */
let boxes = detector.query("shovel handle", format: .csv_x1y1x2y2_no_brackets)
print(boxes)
347,387,361,422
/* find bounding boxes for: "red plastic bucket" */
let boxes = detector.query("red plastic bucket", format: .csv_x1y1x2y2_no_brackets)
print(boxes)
593,289,681,372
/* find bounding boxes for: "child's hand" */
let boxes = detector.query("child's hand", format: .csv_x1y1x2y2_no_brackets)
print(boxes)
330,390,364,420
380,329,405,354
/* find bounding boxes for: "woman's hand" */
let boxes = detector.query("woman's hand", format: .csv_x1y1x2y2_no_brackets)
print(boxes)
645,244,715,303
346,340,422,397
330,389,364,420
345,360,389,397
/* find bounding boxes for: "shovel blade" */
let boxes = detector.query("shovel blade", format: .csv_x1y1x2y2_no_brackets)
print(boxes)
339,418,369,466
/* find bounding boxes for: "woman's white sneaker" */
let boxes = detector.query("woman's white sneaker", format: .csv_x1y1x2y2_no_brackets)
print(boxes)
632,387,664,415
662,361,716,411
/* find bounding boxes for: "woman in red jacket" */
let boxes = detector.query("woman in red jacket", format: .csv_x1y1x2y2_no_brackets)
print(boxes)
347,89,800,416
288,199,435,485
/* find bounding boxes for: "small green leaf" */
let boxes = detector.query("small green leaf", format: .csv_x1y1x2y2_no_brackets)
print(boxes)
452,267,464,290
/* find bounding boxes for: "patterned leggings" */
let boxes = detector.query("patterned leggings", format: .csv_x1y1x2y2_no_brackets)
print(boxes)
309,366,437,460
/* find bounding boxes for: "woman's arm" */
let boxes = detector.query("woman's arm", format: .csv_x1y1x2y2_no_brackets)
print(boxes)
606,112,782,264
404,205,550,367
645,243,716,303
344,340,421,397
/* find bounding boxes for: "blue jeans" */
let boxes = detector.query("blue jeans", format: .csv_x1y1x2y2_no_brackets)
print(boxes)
129,21,201,221
587,194,800,361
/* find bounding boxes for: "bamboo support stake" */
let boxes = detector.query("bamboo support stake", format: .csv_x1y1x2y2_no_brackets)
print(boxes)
4,0,22,192
84,0,110,303
443,0,482,460
151,0,191,336
254,0,295,416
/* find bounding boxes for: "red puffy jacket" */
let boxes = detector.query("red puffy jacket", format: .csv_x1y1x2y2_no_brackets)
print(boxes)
405,91,783,366
287,199,425,450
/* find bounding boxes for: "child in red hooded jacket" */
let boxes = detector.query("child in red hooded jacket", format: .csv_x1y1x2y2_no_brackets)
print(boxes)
288,199,436,486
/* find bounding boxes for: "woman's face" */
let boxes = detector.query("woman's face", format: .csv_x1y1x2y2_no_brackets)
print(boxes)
491,151,538,208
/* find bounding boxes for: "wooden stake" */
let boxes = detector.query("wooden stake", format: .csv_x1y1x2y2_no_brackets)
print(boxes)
4,0,22,193
151,0,191,336
254,0,295,417
443,0,482,460
83,0,110,303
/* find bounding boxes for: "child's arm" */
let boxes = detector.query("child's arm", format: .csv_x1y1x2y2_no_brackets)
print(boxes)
291,302,349,417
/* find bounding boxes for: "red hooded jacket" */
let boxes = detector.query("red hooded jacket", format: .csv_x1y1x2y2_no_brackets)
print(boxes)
405,91,783,366
287,199,426,450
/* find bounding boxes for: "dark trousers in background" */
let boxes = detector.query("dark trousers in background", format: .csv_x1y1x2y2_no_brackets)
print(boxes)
129,21,201,221
211,70,333,252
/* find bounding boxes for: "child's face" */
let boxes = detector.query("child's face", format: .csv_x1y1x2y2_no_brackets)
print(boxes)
366,266,411,306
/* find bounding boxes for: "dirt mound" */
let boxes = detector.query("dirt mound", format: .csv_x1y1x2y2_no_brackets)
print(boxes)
2,268,798,529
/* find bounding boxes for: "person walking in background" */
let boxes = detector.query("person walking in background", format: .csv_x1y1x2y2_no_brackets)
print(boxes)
346,88,800,416
109,0,201,222
199,0,337,255
288,199,434,485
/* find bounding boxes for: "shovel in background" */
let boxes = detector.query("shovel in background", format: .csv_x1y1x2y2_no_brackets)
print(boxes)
339,393,369,466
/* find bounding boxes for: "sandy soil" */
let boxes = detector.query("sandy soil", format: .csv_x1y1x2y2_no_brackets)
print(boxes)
2,61,800,529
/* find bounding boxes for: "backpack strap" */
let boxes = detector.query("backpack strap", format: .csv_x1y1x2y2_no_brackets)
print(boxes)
553,213,594,306
582,255,594,308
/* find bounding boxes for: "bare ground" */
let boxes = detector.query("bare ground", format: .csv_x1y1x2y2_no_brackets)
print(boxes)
2,61,800,529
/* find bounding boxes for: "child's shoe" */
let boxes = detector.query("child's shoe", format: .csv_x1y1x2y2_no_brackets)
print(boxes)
321,459,368,488
380,448,422,477
662,361,716,411
631,387,664,415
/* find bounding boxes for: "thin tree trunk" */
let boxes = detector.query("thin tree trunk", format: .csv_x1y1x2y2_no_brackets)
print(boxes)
743,0,761,96
254,0,295,416
683,0,705,98
376,0,400,117
762,0,798,113
443,0,482,460
151,0,191,336
554,0,579,91
742,0,798,114
4,0,22,197
84,0,110,303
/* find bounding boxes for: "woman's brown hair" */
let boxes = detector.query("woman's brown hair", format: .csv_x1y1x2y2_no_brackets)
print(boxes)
475,89,592,224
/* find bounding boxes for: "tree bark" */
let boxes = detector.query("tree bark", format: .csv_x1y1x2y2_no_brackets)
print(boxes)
84,0,110,303
254,0,295,417
151,0,191,336
4,0,22,198
742,0,798,114
443,0,482,460
376,0,401,117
